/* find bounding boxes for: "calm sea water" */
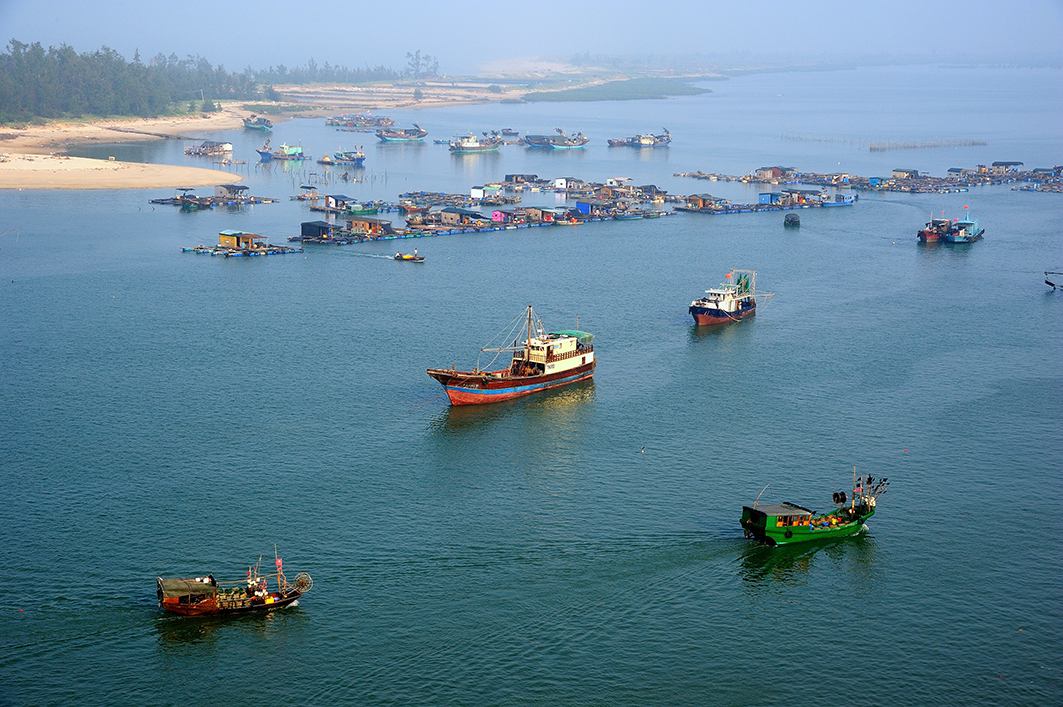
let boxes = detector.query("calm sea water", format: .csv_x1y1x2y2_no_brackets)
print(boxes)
2,65,1061,706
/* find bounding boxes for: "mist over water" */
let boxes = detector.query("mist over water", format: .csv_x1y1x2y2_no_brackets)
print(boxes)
1,65,1061,705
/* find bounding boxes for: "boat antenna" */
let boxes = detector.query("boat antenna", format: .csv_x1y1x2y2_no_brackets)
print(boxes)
753,483,771,507
527,305,533,361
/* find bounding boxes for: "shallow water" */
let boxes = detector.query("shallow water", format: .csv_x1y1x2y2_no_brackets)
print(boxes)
1,65,1061,705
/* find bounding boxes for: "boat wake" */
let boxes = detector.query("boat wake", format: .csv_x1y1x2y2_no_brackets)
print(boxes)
344,252,399,260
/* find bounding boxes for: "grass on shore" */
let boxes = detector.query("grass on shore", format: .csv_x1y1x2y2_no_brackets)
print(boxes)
241,103,319,116
523,76,718,103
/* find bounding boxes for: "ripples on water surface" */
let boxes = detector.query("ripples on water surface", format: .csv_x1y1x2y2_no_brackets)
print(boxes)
1,66,1061,705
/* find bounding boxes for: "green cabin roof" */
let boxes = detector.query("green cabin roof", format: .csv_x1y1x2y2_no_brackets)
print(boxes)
550,330,593,344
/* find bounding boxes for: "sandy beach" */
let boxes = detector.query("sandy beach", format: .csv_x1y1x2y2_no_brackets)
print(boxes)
0,107,247,189
0,107,247,154
0,153,239,190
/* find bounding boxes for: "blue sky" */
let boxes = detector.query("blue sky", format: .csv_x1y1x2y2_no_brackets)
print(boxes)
0,0,1060,73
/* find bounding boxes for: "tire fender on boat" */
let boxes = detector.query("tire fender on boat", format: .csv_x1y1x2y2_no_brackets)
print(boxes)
784,530,793,539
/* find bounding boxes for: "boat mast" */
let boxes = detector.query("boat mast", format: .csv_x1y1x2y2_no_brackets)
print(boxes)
852,466,856,509
525,305,533,362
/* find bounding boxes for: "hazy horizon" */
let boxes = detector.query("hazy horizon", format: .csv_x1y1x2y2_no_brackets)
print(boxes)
1,0,1061,76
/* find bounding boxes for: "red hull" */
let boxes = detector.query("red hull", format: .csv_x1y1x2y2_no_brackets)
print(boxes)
428,361,595,406
691,309,755,326
160,591,301,616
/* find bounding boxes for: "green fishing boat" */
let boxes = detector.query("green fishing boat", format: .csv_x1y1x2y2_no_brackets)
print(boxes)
741,473,888,545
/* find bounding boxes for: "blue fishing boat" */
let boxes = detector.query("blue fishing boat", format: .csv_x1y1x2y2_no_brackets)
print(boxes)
941,213,984,243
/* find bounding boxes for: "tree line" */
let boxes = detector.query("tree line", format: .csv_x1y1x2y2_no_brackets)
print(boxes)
0,39,440,124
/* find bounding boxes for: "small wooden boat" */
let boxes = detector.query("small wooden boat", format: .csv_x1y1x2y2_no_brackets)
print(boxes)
395,252,425,262
741,473,889,545
157,550,312,617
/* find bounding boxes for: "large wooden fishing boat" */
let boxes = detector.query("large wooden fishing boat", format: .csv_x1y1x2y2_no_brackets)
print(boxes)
741,473,889,545
427,306,595,405
521,128,589,149
243,114,273,131
689,269,771,325
157,551,312,617
608,128,671,147
376,124,428,142
449,132,504,153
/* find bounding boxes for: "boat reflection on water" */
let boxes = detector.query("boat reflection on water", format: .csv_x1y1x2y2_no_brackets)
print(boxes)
429,379,595,434
154,604,308,650
737,533,878,591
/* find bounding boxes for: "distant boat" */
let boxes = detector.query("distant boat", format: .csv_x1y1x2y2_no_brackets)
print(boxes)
1046,272,1061,289
917,216,952,242
328,148,366,166
326,112,394,128
243,114,273,131
501,128,519,136
689,269,769,326
608,128,671,147
449,132,503,153
941,211,984,243
741,474,889,545
256,139,309,161
184,140,232,156
395,252,424,262
521,128,589,149
376,124,428,142
427,306,595,405
784,213,800,228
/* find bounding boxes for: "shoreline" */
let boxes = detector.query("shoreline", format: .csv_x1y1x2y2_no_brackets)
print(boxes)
0,106,248,154
0,153,240,190
0,107,248,190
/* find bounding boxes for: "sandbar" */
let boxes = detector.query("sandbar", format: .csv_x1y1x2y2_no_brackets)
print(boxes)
0,153,240,190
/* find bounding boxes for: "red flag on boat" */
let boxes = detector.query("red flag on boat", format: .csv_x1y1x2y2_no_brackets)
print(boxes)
725,273,732,278
275,558,283,570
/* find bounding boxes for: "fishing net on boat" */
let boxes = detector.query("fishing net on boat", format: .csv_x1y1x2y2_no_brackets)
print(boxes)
476,307,546,371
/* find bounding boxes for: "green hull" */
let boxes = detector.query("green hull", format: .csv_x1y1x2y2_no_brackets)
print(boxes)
742,504,875,545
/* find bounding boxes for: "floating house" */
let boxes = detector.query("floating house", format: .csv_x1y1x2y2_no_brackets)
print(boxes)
755,166,795,180
892,169,920,180
346,216,395,236
782,188,823,204
685,194,730,210
491,208,522,223
440,207,488,227
214,184,250,201
323,194,356,211
758,192,786,204
219,230,267,251
991,161,1024,175
301,221,339,240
